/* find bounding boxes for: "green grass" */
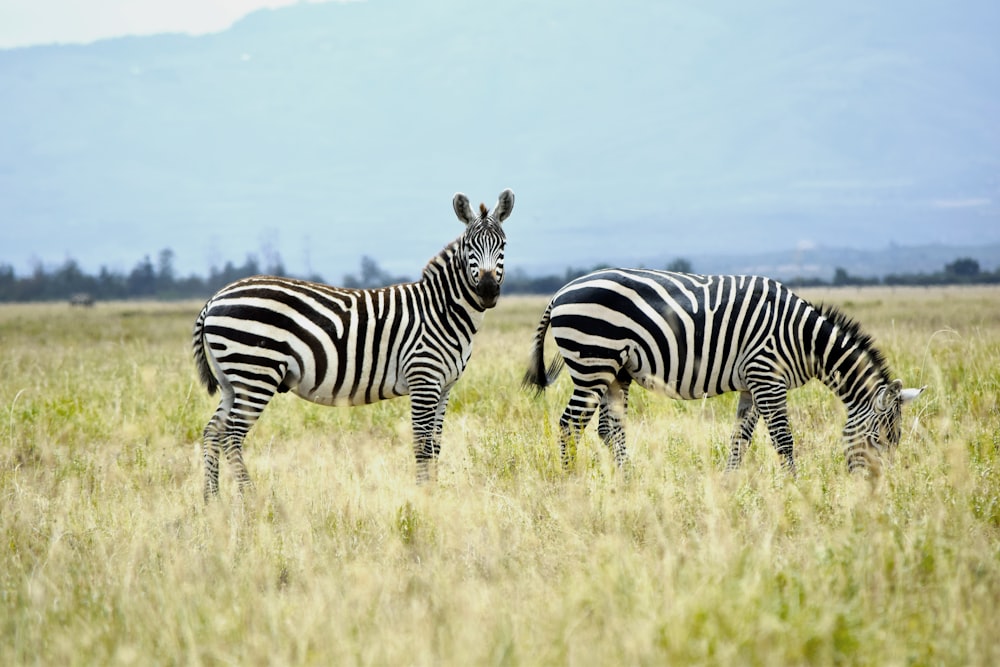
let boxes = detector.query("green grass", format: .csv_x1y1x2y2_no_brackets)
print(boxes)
1,288,999,665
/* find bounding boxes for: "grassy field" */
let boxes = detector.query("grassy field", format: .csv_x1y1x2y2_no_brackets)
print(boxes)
2,287,999,665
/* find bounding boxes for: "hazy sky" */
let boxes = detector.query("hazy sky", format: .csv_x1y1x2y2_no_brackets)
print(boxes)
0,0,338,48
2,0,997,280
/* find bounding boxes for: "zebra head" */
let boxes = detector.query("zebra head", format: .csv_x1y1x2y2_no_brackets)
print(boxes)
452,188,515,309
844,379,925,471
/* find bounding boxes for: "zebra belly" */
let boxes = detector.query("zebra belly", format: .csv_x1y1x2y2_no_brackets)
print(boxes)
292,382,407,407
627,358,742,400
292,354,409,407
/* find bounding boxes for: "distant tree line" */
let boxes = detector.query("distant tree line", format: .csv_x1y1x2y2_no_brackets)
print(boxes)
507,256,1000,293
787,257,1000,288
0,249,409,303
0,249,294,303
0,251,997,303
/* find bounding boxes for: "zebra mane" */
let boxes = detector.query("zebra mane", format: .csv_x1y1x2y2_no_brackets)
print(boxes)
816,302,892,383
479,202,488,217
421,236,463,280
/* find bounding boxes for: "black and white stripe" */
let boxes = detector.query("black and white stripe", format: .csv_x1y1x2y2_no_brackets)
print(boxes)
524,269,924,474
193,189,514,499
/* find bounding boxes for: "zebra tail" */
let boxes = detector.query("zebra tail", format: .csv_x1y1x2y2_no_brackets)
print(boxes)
192,303,219,396
522,301,565,394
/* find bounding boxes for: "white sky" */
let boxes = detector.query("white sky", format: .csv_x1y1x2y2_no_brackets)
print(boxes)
0,0,338,49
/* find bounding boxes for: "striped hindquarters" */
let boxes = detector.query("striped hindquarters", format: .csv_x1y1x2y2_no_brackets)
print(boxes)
192,302,219,395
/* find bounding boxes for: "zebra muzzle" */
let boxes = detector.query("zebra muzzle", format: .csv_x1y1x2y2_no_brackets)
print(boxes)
477,274,501,308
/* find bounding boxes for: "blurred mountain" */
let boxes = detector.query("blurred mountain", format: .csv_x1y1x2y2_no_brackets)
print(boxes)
1,0,998,279
679,242,1000,281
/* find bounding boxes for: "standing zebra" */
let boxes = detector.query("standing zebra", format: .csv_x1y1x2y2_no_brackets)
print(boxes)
193,189,514,499
524,269,924,474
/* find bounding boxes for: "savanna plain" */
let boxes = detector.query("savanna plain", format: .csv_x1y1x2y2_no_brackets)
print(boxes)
2,287,999,666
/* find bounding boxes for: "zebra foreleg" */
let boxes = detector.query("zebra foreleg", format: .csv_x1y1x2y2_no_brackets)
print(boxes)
558,387,601,470
726,391,760,471
597,380,631,467
427,387,452,482
757,401,797,474
410,384,446,483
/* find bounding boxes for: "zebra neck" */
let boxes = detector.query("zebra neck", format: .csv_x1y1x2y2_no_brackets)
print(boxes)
816,323,887,408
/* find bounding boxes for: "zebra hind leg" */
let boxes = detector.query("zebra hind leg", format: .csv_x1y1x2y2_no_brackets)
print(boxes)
205,383,276,500
223,427,255,497
558,387,601,470
597,379,631,467
726,391,760,471
202,407,227,502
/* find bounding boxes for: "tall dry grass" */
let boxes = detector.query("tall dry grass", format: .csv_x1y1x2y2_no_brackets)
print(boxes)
1,287,998,665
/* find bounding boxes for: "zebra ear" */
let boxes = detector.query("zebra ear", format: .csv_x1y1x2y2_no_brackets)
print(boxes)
878,379,903,410
492,188,515,223
881,379,925,409
453,193,476,225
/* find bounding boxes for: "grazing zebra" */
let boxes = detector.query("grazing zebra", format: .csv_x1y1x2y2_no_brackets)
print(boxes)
192,189,514,499
523,269,924,474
